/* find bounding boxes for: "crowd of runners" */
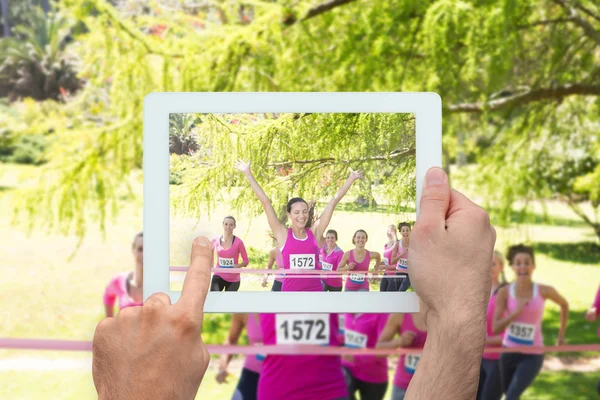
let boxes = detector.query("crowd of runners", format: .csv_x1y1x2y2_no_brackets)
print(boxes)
102,160,600,400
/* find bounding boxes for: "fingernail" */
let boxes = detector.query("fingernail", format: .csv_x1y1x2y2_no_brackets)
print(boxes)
425,167,445,187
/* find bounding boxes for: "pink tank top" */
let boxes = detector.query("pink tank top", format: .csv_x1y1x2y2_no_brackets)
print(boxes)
243,314,264,374
281,228,323,292
257,313,348,400
503,283,545,352
382,242,397,276
483,290,505,360
396,241,408,272
212,236,249,283
103,272,143,311
342,313,390,383
593,284,600,337
344,250,371,291
394,314,427,390
275,249,284,283
320,245,344,288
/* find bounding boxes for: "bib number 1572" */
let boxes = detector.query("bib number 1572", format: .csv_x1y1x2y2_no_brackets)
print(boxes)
275,314,330,345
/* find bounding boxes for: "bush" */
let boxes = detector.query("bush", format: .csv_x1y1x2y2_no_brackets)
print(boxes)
4,134,48,165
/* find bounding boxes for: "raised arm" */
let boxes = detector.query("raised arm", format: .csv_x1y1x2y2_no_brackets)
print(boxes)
216,314,246,384
311,169,363,240
541,285,569,344
235,160,287,246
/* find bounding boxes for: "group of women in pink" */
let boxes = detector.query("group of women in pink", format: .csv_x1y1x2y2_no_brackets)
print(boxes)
101,159,597,400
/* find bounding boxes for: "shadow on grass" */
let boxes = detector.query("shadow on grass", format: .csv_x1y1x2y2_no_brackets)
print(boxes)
535,242,600,266
524,371,598,399
542,308,600,359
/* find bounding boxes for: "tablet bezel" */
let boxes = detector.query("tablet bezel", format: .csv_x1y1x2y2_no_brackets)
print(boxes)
143,92,441,313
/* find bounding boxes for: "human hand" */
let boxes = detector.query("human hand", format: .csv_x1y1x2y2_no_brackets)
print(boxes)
409,167,496,325
215,368,229,384
585,308,597,322
262,276,269,288
348,168,364,181
398,331,417,347
348,262,356,270
92,237,212,400
234,159,251,175
556,337,566,346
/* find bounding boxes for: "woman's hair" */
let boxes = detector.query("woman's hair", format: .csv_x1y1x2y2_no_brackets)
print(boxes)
398,222,412,231
287,197,317,229
326,229,338,241
352,229,368,244
494,250,508,287
388,225,398,233
507,244,535,266
132,231,143,248
223,215,236,225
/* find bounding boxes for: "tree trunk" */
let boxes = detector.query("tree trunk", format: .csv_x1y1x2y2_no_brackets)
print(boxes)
1,0,10,37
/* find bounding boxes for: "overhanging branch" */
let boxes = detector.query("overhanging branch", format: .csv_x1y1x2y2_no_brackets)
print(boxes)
552,0,600,45
446,83,600,114
283,0,357,25
270,148,415,167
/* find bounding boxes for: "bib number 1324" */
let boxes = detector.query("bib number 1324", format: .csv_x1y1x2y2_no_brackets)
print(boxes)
275,314,329,345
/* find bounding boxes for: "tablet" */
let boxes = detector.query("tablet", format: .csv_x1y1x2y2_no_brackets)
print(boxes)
144,92,441,313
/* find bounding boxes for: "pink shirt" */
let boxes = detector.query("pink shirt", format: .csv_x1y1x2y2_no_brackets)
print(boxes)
503,283,545,353
103,272,143,311
382,242,397,276
342,313,390,383
344,250,371,291
396,241,408,272
212,236,249,283
274,249,284,283
394,314,427,390
243,314,264,374
257,313,347,400
483,289,505,360
594,284,600,337
281,228,323,292
320,245,344,287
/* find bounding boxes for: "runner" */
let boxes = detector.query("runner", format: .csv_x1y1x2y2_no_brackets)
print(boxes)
216,314,263,400
337,230,382,292
394,222,411,291
380,225,399,292
585,282,600,395
210,216,249,292
103,232,144,317
493,244,570,400
321,229,345,292
235,159,362,291
341,313,390,400
476,250,508,400
376,311,427,400
258,313,348,400
261,247,284,292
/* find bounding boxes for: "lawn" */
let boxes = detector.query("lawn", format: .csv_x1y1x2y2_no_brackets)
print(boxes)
1,162,599,399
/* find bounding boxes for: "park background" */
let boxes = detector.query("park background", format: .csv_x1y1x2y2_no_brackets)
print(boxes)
1,0,599,399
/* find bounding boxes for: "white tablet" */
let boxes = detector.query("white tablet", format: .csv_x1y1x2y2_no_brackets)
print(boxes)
143,92,441,313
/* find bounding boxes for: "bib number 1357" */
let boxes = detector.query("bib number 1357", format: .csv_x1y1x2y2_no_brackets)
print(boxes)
276,314,329,345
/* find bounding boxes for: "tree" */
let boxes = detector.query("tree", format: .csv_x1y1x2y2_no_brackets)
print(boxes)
6,0,600,240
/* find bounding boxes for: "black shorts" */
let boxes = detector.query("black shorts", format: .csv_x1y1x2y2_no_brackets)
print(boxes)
271,280,282,292
322,281,343,292
210,275,240,292
232,368,259,400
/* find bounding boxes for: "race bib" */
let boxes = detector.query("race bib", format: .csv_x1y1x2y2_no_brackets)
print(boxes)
219,257,234,268
290,254,316,269
383,257,389,266
338,314,345,334
349,273,365,284
397,258,408,270
276,314,330,345
322,261,333,271
507,322,535,345
344,329,367,349
404,353,422,374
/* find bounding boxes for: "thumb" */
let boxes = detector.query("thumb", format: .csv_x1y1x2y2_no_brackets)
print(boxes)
415,167,450,235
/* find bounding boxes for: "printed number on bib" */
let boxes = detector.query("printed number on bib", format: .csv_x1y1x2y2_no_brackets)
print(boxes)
383,257,389,266
507,322,535,345
344,329,367,349
219,257,234,268
322,261,333,271
290,254,316,269
404,353,422,374
397,259,408,270
349,273,365,284
276,314,330,345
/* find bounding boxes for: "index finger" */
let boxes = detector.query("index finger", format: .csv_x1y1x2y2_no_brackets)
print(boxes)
178,236,213,320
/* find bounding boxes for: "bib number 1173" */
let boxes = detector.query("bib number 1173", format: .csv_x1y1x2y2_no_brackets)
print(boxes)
275,314,330,345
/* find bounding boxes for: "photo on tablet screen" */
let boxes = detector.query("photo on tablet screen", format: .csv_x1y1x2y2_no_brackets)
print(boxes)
168,112,416,294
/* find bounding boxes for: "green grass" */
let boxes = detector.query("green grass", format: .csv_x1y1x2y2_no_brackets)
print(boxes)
2,162,600,400
523,370,599,399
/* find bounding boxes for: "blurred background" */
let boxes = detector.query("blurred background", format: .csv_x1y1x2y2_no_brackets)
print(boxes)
1,0,599,398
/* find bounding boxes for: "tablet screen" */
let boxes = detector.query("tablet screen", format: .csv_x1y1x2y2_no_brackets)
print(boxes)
168,112,416,293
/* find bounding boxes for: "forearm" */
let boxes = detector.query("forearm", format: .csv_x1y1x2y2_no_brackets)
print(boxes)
244,171,269,203
493,311,520,334
559,304,569,338
485,335,503,346
104,304,114,318
219,354,233,371
405,314,485,400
